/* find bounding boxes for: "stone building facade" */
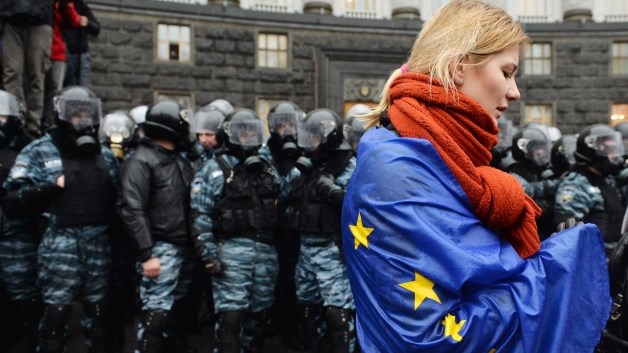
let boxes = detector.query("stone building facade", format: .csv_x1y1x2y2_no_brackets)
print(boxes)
89,0,628,133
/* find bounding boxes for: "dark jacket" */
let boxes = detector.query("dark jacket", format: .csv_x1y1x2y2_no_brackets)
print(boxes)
1,0,54,26
64,0,99,54
120,139,195,261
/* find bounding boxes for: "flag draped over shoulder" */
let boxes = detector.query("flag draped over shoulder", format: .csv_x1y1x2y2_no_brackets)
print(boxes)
341,127,611,353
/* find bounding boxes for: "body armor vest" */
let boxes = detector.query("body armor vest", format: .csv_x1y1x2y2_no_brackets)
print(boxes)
285,169,341,235
212,155,278,243
50,155,115,227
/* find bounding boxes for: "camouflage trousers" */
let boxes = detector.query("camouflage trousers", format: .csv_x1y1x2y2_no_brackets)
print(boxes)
295,242,354,309
0,225,40,301
212,237,278,353
38,226,111,305
136,241,195,311
212,237,278,312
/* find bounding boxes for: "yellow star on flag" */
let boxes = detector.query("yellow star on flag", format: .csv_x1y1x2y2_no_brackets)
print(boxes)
398,272,441,310
442,313,466,342
349,212,374,250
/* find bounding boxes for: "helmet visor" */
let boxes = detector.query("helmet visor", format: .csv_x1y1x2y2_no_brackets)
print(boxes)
58,98,102,129
517,137,551,167
268,113,299,137
585,132,625,163
224,119,264,147
297,119,337,149
192,111,224,134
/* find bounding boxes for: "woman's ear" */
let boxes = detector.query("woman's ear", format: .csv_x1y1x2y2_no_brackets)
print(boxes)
449,55,466,86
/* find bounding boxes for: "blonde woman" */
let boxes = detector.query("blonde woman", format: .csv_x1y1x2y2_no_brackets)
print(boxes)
341,0,611,352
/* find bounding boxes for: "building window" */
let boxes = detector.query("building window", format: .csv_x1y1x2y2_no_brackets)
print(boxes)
257,33,288,69
523,43,552,76
612,42,628,75
611,103,628,126
253,0,289,13
345,0,377,18
156,92,193,109
523,104,554,126
157,24,191,63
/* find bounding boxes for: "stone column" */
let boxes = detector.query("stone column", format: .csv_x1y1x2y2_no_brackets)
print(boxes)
391,0,420,20
562,0,593,22
303,0,333,15
208,0,239,6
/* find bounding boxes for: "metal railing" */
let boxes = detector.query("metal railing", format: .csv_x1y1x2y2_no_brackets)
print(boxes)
517,15,550,23
344,10,378,19
252,3,289,13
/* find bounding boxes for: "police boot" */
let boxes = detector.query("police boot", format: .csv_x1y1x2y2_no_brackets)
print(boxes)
325,307,356,353
16,296,43,353
165,300,189,353
215,310,244,353
136,310,170,353
84,299,114,353
296,302,324,351
39,304,72,353
243,309,269,353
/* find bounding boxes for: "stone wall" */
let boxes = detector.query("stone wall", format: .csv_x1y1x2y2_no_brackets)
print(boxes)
89,0,628,132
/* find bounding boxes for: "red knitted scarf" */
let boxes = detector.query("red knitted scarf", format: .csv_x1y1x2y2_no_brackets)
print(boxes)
388,73,541,258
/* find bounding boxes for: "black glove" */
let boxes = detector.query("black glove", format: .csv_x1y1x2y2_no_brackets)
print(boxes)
204,259,224,276
315,174,336,198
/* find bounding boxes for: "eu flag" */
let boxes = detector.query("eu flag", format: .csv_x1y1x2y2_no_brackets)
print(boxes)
342,127,611,353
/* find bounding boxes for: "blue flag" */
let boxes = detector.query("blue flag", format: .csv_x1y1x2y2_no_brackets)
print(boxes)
341,127,611,353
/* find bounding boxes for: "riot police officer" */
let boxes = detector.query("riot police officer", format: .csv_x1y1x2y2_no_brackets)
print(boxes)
189,109,225,169
0,90,38,352
343,103,371,155
99,110,137,161
550,134,577,177
286,108,356,353
3,86,119,353
191,108,281,353
554,123,626,257
120,100,195,353
259,101,304,348
506,126,558,239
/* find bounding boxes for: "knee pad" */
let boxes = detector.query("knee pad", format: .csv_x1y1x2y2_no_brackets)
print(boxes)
141,310,170,336
39,304,72,353
83,299,113,353
325,307,351,329
217,311,244,353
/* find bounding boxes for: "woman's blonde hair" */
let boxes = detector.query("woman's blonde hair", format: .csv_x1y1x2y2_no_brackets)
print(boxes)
363,0,531,127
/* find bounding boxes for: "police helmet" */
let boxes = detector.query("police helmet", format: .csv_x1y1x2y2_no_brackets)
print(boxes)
99,111,136,146
201,99,234,117
53,86,102,133
550,134,577,174
268,101,303,137
129,105,148,125
511,126,551,168
298,109,345,153
615,121,628,155
343,104,371,150
575,124,624,166
221,108,264,150
143,100,190,144
0,90,24,144
192,109,225,134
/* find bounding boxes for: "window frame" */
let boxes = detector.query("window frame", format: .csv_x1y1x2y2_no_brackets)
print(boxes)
256,32,290,70
156,23,192,64
522,103,555,126
611,42,628,75
523,42,553,76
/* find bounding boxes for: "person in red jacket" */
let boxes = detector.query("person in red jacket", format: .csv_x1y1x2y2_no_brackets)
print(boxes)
42,0,88,132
